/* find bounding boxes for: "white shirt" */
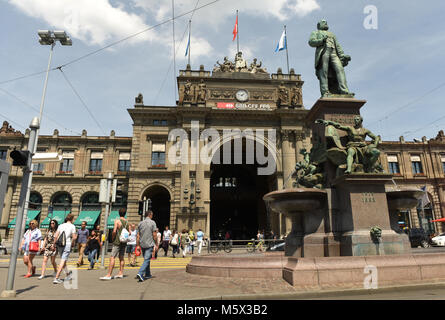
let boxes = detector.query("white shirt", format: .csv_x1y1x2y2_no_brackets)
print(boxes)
128,230,137,245
57,222,76,248
163,230,172,241
156,232,161,245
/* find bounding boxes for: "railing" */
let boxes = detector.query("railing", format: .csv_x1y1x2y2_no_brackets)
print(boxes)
206,238,285,254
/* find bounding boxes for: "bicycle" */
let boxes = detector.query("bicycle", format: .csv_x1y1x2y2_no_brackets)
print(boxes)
209,240,232,253
246,239,265,253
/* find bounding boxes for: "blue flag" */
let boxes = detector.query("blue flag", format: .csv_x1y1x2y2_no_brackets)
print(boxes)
275,29,286,52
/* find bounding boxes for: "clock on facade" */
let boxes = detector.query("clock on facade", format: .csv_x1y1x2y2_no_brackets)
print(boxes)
235,89,249,102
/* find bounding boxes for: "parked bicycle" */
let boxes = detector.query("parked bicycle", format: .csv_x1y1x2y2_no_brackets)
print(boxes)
209,240,232,253
246,238,265,253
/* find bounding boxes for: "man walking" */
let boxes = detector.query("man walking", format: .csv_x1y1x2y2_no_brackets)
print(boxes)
53,214,77,284
76,221,89,267
196,228,205,255
100,208,128,280
136,210,157,282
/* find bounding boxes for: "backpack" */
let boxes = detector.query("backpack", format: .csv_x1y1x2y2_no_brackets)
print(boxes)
119,220,130,243
56,231,66,247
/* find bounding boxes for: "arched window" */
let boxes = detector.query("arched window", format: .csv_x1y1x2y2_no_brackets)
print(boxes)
29,192,42,210
81,192,101,211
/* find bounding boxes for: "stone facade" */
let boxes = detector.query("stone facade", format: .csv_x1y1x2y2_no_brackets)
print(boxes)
1,64,445,240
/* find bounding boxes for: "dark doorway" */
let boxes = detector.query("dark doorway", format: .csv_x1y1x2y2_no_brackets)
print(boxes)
142,185,171,231
210,139,276,240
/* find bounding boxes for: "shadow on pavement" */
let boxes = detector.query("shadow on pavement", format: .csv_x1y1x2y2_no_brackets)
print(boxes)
16,285,38,295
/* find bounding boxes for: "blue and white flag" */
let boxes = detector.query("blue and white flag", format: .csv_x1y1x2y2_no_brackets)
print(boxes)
275,29,287,52
185,28,190,57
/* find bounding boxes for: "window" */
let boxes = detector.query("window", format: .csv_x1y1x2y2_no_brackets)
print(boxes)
411,155,423,174
32,163,44,173
0,149,6,160
60,150,74,173
118,152,131,172
151,144,165,166
89,151,103,173
387,155,400,174
441,155,445,174
153,120,168,126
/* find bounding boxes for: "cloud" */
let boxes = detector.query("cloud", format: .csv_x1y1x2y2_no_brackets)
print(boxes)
8,0,157,45
133,0,321,25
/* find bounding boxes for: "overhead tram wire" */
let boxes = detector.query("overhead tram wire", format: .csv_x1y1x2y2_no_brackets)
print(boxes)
0,86,81,135
58,67,107,136
0,0,222,86
368,80,445,127
153,0,201,105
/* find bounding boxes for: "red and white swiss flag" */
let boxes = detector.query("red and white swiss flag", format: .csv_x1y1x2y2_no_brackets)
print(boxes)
232,14,238,41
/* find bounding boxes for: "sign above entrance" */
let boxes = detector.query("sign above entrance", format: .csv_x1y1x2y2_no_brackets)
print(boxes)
216,102,272,110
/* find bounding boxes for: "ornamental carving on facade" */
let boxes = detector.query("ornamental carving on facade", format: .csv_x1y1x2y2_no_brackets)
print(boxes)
212,52,269,74
0,121,23,136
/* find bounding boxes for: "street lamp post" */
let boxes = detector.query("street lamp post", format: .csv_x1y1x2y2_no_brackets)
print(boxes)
1,30,71,298
20,30,72,241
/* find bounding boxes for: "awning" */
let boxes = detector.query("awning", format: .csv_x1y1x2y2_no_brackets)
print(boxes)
107,211,127,229
8,210,40,229
40,210,70,229
74,210,101,228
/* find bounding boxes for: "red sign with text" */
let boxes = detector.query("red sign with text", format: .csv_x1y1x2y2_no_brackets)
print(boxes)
217,102,235,109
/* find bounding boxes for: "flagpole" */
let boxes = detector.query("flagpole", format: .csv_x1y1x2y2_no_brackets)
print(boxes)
236,10,239,53
172,0,177,101
188,20,191,66
284,25,290,74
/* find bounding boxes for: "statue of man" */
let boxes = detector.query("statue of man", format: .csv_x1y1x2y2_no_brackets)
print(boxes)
234,52,248,72
197,79,206,102
183,80,192,101
316,115,380,174
308,20,351,97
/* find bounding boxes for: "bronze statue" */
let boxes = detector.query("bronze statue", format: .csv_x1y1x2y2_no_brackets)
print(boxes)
294,148,325,189
308,20,351,97
315,116,382,175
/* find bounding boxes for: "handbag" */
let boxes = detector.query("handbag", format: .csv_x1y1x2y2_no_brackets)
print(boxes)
135,246,141,257
29,241,39,252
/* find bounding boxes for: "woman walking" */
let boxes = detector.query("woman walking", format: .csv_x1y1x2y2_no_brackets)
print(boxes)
170,230,179,258
126,223,137,267
20,219,42,278
38,219,59,279
180,229,189,258
86,230,101,270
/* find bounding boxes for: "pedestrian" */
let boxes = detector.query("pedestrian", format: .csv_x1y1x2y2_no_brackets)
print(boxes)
126,223,137,267
76,221,89,267
188,229,195,255
100,208,128,280
180,229,189,258
170,230,179,258
94,224,103,262
162,226,171,257
86,230,101,270
53,214,77,284
136,210,157,282
257,230,264,252
153,228,161,259
196,228,205,255
20,219,42,278
38,219,58,279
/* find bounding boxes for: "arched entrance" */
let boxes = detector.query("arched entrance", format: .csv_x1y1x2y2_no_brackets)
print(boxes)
142,185,171,231
210,138,277,240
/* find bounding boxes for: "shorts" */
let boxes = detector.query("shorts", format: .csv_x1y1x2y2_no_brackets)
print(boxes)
58,246,71,261
126,244,136,254
111,244,127,258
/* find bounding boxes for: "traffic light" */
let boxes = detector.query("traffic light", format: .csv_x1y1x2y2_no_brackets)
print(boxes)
111,179,124,203
10,150,31,166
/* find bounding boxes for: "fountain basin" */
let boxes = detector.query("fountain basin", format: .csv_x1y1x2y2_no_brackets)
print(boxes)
263,188,327,215
386,189,424,211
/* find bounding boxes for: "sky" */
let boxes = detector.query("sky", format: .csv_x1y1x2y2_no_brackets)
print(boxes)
0,0,444,141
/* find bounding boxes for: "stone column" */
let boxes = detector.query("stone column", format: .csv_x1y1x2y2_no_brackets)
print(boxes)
281,130,296,189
